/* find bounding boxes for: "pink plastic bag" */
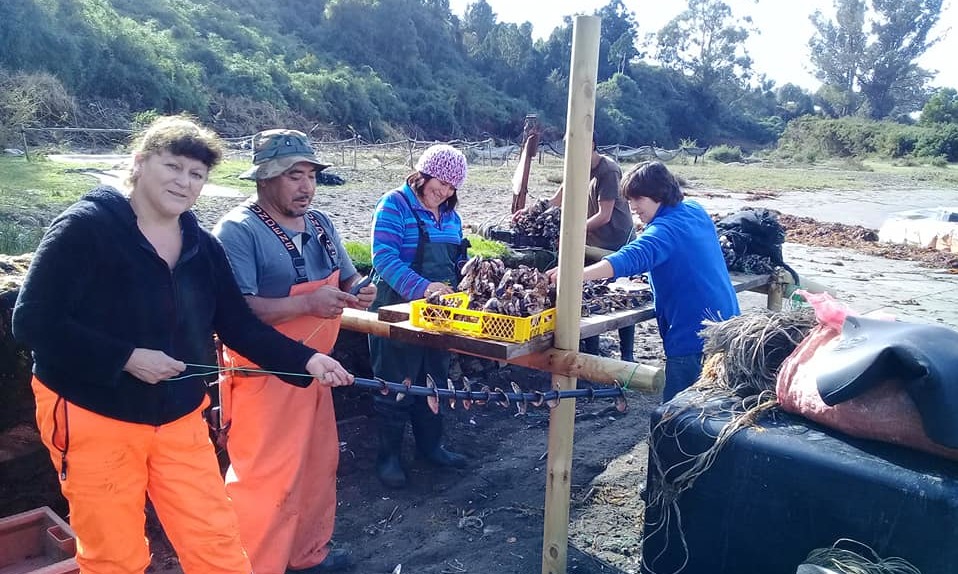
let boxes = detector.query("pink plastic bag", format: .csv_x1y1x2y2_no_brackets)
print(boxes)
776,293,958,461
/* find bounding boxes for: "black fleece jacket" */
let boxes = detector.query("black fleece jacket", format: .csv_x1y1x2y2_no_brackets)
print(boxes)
13,186,316,425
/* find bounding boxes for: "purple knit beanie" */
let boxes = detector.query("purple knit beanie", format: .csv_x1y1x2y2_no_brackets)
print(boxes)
415,144,468,189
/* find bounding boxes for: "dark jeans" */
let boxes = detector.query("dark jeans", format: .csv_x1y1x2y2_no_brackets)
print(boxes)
581,325,636,361
662,353,704,402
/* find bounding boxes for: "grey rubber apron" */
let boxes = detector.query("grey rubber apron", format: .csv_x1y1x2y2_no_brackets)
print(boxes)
369,192,464,390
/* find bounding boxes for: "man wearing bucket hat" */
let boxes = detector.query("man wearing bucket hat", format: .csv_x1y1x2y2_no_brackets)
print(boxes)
213,129,376,573
367,144,471,489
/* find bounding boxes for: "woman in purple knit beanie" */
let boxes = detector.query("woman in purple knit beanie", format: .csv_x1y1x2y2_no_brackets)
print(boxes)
367,144,471,489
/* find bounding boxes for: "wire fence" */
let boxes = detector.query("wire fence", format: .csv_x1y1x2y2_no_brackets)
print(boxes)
13,125,710,166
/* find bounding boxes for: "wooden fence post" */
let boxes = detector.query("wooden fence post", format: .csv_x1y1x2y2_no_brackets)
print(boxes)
20,128,30,162
541,15,600,574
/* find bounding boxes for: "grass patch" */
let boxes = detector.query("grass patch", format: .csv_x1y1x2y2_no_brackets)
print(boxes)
343,241,371,275
344,235,512,276
0,156,100,225
0,221,46,255
210,158,257,192
671,162,869,192
467,234,511,259
863,160,958,186
668,159,958,193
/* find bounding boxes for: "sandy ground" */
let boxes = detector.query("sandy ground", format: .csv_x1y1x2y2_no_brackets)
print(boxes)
3,156,958,574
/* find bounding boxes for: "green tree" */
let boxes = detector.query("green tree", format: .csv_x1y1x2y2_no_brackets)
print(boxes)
654,0,755,92
858,0,942,119
462,0,497,49
809,0,943,119
476,23,536,95
776,83,816,120
594,0,639,80
809,0,866,116
920,88,958,125
595,73,670,146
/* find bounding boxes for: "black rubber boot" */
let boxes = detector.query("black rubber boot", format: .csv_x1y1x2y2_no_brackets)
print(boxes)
581,335,601,356
411,404,467,469
375,418,407,489
618,325,636,362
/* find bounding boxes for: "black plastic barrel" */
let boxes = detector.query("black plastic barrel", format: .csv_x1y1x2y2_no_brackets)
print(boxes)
641,392,958,574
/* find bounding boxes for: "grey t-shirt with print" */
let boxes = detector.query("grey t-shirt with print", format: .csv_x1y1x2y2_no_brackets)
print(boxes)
213,205,357,298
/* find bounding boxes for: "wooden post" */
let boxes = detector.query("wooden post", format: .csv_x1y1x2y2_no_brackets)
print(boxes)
767,267,786,311
512,115,539,214
340,308,392,338
20,129,30,162
542,15,600,574
511,349,663,392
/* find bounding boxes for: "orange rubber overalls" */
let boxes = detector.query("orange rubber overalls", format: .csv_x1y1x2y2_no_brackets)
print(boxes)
217,272,341,574
33,378,252,574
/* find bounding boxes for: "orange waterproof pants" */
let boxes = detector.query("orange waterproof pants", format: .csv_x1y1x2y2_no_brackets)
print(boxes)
32,377,251,574
223,374,339,574
221,275,341,574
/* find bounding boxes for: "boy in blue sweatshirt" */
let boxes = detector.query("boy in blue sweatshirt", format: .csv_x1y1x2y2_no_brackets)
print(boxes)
549,161,740,401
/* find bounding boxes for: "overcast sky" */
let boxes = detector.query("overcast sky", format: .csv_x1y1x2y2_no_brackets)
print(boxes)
447,0,957,91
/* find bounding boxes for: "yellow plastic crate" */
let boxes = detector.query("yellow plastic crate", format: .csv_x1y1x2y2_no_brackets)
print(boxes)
410,292,556,343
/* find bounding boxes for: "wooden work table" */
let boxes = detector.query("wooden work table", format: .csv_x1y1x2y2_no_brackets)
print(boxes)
372,272,773,361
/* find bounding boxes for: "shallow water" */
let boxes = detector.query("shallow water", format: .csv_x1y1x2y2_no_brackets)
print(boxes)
693,187,958,229
776,243,958,329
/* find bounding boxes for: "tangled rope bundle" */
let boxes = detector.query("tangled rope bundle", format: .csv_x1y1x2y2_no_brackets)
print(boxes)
643,309,818,574
801,539,922,574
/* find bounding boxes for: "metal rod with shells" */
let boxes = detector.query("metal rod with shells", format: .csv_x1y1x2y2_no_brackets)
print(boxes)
359,374,629,416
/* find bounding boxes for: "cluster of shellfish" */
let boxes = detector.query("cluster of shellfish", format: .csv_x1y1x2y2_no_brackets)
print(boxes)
512,198,561,249
425,256,652,319
426,255,555,317
581,279,653,316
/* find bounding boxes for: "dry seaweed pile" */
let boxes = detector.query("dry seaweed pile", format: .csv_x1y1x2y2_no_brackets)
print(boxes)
717,235,778,275
0,254,32,293
802,540,922,574
649,309,817,496
778,213,957,270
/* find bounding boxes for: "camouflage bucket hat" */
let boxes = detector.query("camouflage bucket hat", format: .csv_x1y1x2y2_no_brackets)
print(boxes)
238,129,331,180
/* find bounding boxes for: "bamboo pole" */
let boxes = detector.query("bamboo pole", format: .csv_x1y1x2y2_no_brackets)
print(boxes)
341,308,392,338
542,16,600,574
511,349,662,393
339,309,664,391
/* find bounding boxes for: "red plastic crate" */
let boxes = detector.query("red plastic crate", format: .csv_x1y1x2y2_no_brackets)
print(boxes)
0,507,79,574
